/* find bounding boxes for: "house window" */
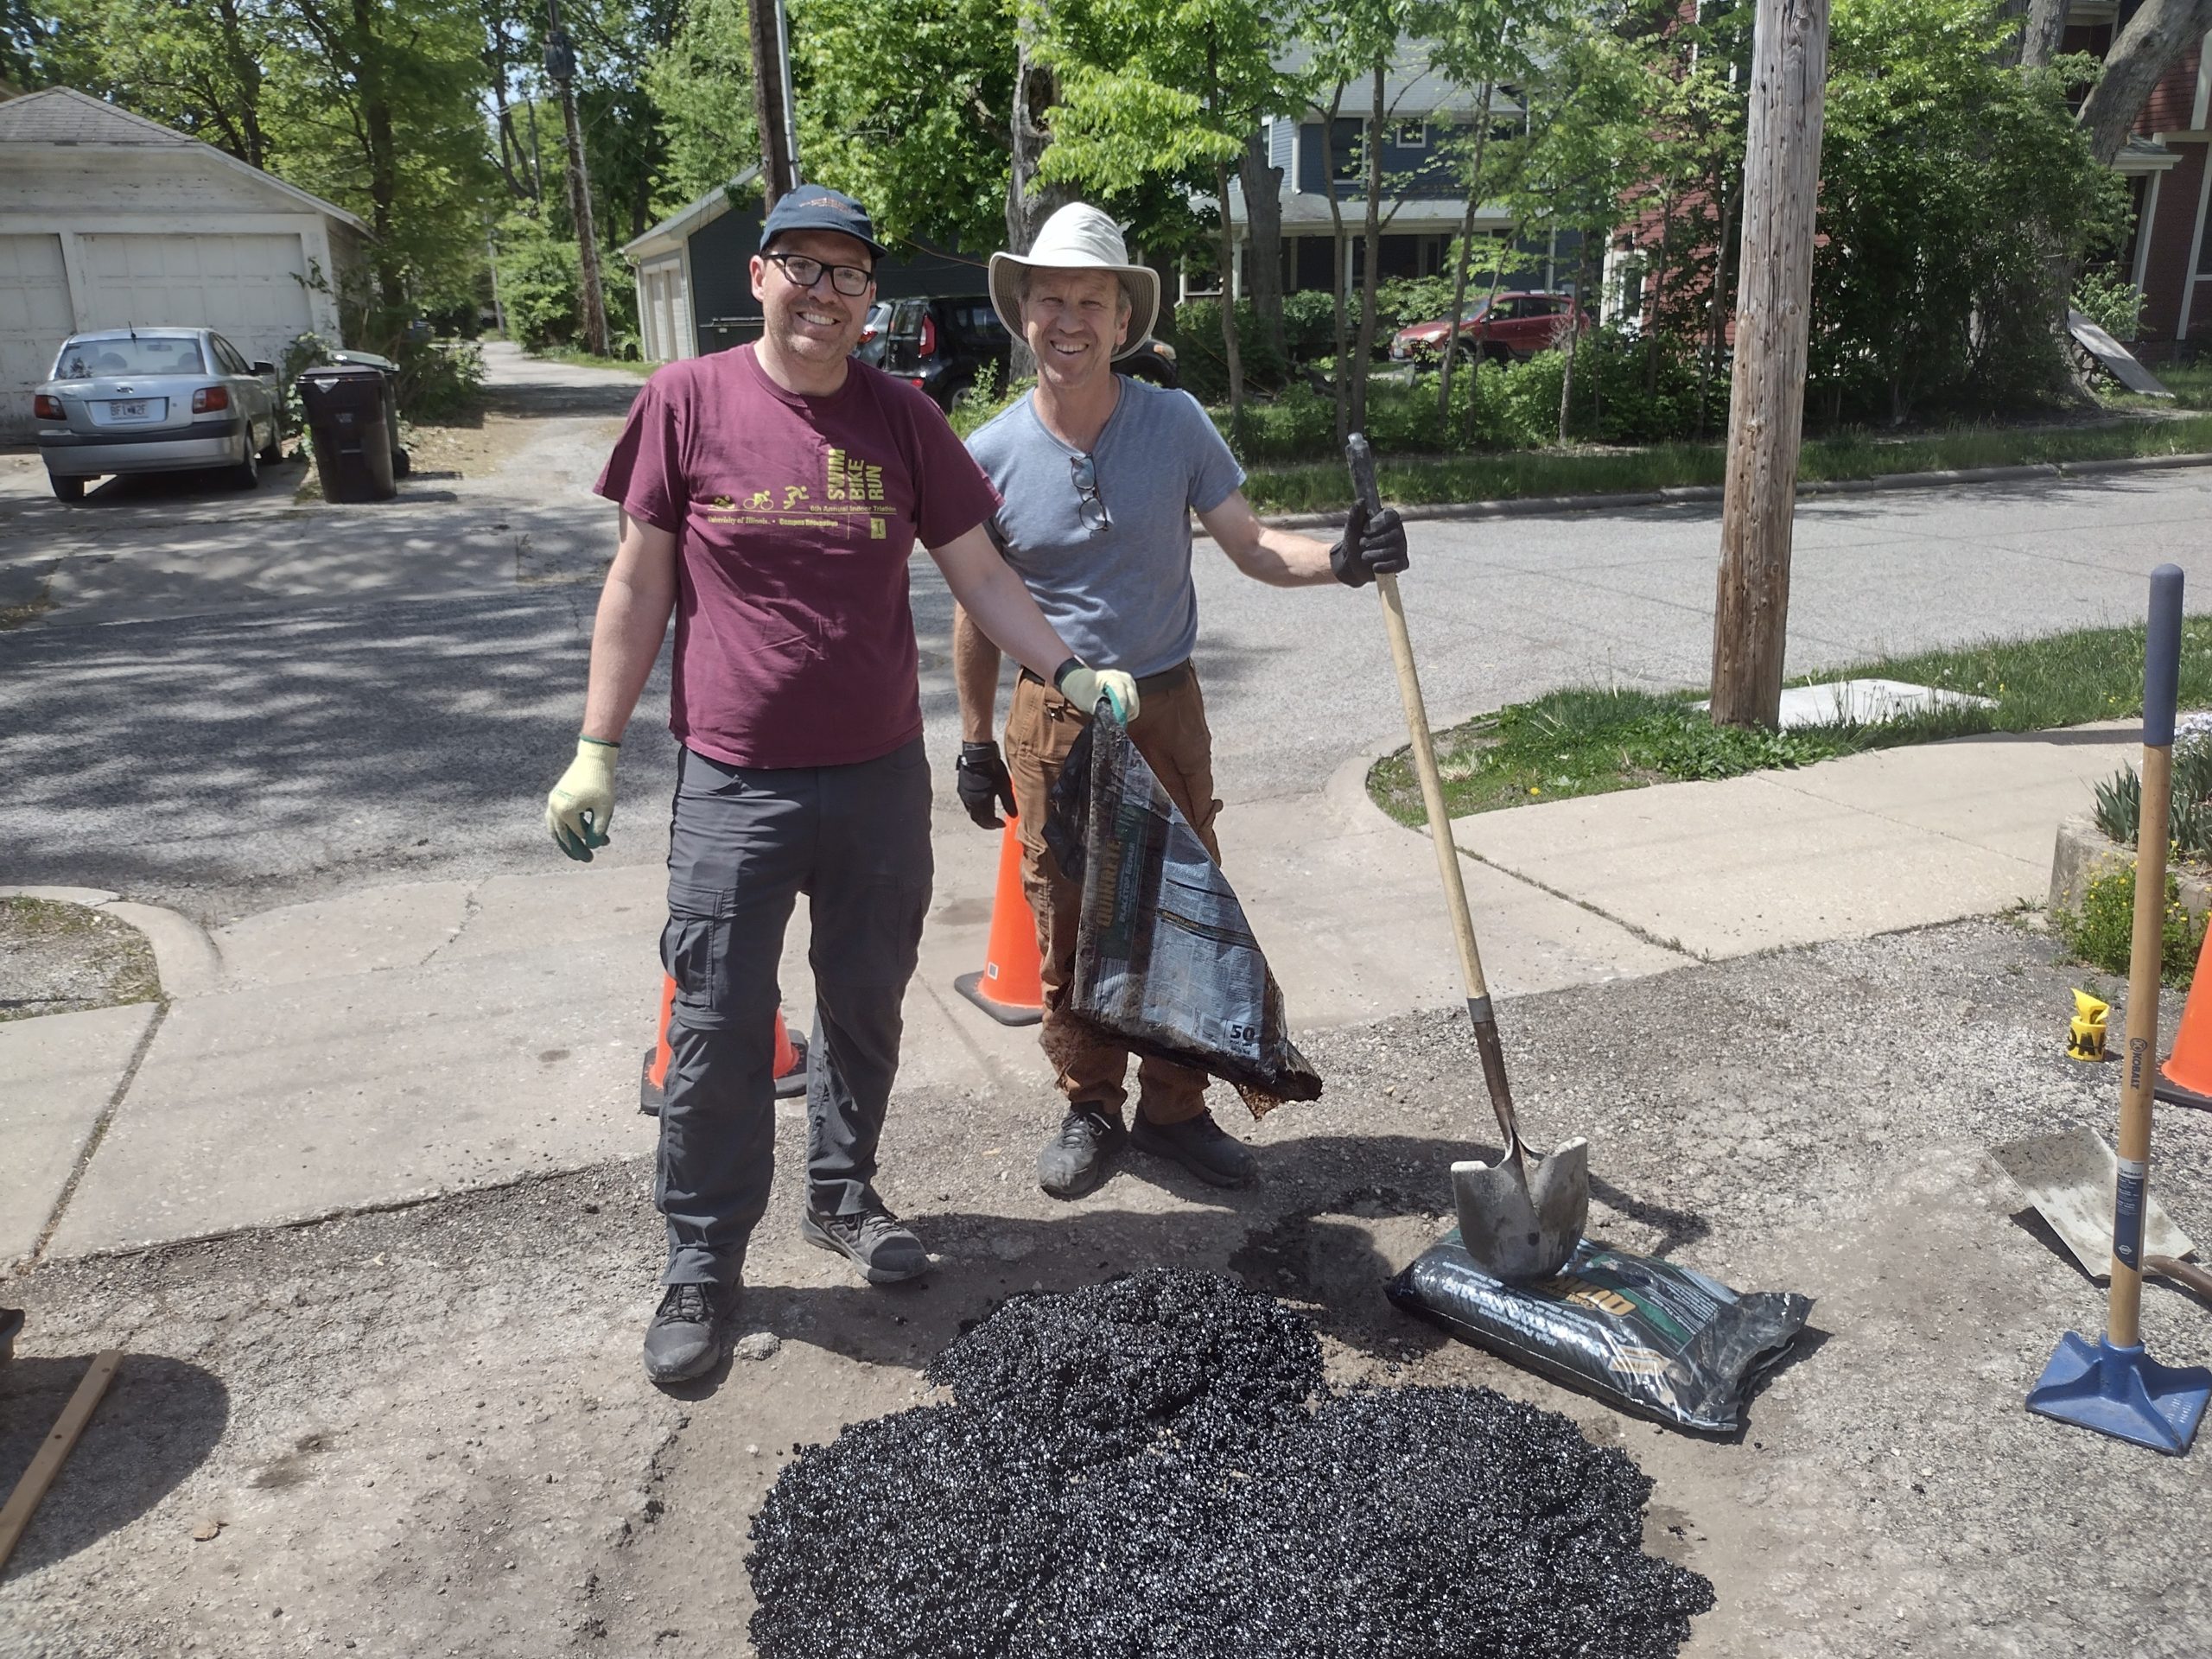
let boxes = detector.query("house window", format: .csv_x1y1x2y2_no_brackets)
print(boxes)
1396,121,1428,149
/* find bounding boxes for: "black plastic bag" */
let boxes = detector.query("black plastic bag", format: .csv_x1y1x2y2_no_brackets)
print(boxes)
1046,716,1320,1116
1387,1234,1811,1433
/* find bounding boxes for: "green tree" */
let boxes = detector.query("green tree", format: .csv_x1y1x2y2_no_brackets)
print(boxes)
1493,6,1656,440
787,0,1014,252
1029,0,1307,439
1810,0,2122,423
41,0,274,164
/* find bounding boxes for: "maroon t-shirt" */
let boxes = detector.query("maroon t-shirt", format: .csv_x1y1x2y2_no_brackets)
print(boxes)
594,346,1000,768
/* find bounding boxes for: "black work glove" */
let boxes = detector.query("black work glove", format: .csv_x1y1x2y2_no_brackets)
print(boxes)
1328,499,1410,588
956,740,1018,830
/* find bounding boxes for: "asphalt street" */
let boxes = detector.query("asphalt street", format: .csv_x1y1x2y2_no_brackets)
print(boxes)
3,350,2209,920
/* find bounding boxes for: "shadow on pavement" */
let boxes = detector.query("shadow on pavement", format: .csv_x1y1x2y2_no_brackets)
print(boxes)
480,381,645,420
0,1351,229,1577
696,1132,1712,1389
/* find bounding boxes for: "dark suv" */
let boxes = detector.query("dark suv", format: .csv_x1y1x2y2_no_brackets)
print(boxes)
883,296,1010,408
883,294,1180,407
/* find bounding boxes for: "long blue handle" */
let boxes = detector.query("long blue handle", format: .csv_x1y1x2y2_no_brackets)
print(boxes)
2145,563,2184,747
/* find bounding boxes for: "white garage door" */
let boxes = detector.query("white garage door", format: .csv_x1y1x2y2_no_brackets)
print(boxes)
77,232,315,375
0,234,78,441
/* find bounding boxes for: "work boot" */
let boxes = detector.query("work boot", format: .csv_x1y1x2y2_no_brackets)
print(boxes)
1130,1109,1257,1188
1036,1104,1128,1198
643,1281,726,1383
801,1202,931,1285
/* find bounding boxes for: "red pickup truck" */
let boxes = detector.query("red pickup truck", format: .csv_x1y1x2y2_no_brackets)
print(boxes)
1389,291,1587,365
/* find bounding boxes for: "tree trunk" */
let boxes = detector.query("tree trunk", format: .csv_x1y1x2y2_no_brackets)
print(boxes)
558,79,611,355
2012,0,2070,67
1696,163,1736,438
1438,82,1496,423
2078,0,2212,164
747,0,796,206
1711,0,1830,729
1351,58,1388,435
1239,129,1286,365
1558,238,1595,444
1005,23,1071,381
1315,82,1351,446
1644,197,1671,395
1216,159,1247,442
214,0,267,168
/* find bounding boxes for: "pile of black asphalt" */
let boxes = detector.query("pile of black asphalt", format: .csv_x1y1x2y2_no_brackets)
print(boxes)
747,1268,1713,1658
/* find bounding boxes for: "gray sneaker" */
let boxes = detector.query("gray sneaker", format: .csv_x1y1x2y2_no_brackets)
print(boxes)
1036,1104,1128,1198
801,1204,930,1284
643,1282,725,1382
1129,1110,1257,1188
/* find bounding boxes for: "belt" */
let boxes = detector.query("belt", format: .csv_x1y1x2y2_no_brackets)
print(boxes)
1019,659,1192,697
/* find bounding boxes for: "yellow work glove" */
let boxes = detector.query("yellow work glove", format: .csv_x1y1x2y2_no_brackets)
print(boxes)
546,736,619,861
1053,661,1141,723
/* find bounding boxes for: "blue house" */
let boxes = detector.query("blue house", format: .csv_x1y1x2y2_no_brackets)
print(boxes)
1222,47,1583,302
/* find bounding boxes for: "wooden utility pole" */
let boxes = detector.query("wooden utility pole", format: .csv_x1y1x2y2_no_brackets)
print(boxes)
544,1,608,356
748,0,798,207
1708,0,1829,728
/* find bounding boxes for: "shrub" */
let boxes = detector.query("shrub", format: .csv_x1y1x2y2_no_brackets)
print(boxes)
1168,298,1290,403
2054,865,2205,987
2074,270,2146,342
1281,290,1342,363
2091,734,2212,861
394,337,485,422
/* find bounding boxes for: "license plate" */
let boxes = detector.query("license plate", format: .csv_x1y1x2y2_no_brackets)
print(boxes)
108,399,152,421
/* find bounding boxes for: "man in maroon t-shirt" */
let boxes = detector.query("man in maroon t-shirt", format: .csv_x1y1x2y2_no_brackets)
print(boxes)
543,185,1137,1384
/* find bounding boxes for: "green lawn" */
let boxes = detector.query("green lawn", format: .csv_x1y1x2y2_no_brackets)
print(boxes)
1367,617,2212,825
1250,411,2212,514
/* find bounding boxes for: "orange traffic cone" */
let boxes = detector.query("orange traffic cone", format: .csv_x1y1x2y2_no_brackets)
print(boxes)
2157,925,2212,1111
639,976,808,1115
954,815,1045,1027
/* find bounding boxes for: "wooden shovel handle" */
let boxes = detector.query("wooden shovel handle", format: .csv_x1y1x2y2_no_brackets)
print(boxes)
1351,435,1522,1154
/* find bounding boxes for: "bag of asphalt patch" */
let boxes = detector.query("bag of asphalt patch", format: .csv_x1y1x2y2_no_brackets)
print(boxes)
1046,715,1320,1117
1388,1234,1811,1433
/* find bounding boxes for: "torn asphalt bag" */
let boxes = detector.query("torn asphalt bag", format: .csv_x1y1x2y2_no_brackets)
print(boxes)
1388,1234,1812,1433
1046,715,1321,1117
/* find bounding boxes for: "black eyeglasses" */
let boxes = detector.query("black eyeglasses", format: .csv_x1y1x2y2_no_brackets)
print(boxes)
763,251,874,297
1071,452,1111,535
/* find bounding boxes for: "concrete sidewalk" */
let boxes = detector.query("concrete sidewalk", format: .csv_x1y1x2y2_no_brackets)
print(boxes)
0,721,2138,1267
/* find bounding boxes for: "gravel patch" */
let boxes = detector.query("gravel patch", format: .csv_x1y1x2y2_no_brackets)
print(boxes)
746,1268,1712,1659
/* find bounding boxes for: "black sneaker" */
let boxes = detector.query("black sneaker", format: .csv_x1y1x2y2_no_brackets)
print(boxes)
643,1282,725,1382
1036,1104,1128,1198
1129,1110,1256,1188
801,1204,930,1284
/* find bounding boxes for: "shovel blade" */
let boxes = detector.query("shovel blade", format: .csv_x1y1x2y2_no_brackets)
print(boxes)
1451,1137,1590,1283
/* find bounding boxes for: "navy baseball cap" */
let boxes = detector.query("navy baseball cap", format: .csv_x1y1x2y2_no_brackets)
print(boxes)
759,184,891,259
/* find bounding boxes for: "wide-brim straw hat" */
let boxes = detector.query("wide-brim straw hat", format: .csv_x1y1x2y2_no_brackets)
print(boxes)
988,203,1160,361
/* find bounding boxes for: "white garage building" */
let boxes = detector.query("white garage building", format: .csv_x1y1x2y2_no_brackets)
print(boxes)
0,86,370,440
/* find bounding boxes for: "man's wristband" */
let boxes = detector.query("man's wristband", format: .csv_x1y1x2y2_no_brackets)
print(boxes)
1051,657,1084,694
579,735,620,750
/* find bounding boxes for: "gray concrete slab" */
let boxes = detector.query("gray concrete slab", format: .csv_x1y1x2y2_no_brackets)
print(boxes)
1452,763,2053,962
44,942,660,1258
213,880,476,989
0,1001,155,1266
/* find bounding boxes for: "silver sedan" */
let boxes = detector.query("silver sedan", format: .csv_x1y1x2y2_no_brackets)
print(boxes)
35,327,284,504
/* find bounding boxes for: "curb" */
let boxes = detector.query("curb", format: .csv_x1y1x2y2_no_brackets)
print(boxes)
0,886,224,1003
1248,448,2212,532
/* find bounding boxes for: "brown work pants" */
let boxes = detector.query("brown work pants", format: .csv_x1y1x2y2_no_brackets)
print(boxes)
1004,665,1223,1127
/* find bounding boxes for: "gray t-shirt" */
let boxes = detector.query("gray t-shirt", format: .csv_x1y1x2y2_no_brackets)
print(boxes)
966,378,1245,677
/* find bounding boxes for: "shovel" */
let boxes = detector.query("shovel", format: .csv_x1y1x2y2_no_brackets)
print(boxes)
1347,434,1588,1282
1993,1123,2212,1301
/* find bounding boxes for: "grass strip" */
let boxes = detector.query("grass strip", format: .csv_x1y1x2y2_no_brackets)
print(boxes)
1368,615,2212,825
1249,411,2212,514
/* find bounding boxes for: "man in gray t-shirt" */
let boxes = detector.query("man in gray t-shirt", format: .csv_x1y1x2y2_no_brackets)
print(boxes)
950,202,1408,1201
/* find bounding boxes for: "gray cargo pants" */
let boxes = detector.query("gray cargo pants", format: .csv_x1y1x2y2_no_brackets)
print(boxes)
656,737,933,1288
